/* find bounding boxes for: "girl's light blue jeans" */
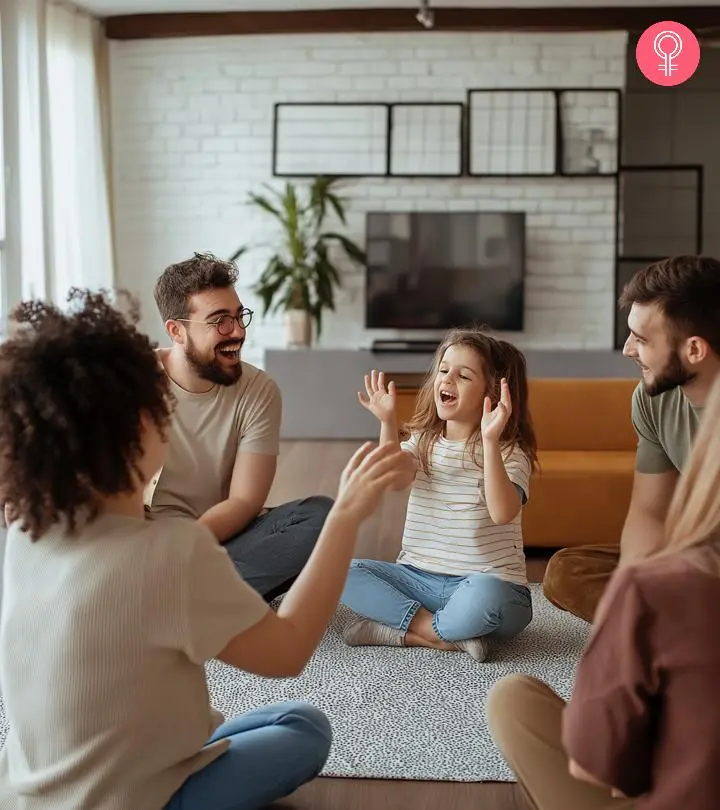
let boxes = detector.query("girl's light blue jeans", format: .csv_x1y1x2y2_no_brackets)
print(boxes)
166,701,331,810
341,560,532,642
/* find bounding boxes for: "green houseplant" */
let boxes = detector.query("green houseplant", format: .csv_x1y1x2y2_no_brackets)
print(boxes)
230,176,366,347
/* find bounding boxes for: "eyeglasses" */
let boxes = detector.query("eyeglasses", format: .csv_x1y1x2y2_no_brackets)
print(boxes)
175,308,254,336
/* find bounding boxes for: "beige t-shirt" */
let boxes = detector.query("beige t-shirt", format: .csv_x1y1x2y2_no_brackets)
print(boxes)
0,513,269,810
145,361,282,520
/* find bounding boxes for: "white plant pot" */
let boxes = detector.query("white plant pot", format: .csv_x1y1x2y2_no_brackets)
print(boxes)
284,309,312,348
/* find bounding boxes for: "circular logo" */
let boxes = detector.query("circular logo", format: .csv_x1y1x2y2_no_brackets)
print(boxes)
636,21,700,86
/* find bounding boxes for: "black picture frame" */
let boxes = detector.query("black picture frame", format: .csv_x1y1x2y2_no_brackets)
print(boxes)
271,101,390,178
465,88,559,178
387,102,465,178
557,88,621,178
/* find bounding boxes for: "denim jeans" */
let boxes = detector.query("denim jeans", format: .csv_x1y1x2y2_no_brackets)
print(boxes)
341,560,532,642
224,496,333,600
166,702,332,810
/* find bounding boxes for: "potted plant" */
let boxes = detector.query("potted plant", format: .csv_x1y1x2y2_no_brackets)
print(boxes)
230,176,366,347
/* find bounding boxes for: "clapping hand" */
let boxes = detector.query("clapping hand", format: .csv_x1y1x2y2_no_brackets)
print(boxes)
336,442,409,524
358,370,397,424
481,378,512,443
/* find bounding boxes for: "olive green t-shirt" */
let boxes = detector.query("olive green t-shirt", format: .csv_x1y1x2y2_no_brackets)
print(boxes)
631,383,703,474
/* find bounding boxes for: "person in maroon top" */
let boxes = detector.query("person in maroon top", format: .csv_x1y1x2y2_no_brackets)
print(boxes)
487,374,720,810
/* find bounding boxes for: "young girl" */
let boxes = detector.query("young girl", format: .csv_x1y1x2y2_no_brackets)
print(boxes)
0,290,408,810
340,328,539,662
488,374,720,810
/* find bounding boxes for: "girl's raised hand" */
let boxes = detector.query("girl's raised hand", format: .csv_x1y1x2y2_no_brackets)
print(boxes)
335,442,409,524
357,369,397,423
481,377,512,443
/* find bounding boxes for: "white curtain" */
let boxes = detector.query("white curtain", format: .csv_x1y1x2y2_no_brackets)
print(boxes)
45,3,114,301
5,0,114,313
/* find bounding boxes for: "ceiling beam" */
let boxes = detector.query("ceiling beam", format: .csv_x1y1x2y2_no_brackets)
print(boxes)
104,7,720,40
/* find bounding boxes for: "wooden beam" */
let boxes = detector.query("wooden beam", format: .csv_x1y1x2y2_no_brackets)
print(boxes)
104,7,720,40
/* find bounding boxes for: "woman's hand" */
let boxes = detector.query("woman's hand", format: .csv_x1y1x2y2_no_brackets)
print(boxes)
335,442,408,524
358,370,397,424
481,378,512,444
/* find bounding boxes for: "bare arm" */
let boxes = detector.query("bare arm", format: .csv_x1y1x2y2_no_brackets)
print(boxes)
379,415,399,447
379,415,416,487
482,439,522,524
619,469,678,564
216,443,407,677
217,509,359,676
198,453,277,544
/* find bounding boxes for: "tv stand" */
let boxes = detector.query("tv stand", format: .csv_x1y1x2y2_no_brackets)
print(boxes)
371,339,439,354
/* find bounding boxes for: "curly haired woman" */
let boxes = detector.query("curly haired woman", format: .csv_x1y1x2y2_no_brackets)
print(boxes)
0,289,409,810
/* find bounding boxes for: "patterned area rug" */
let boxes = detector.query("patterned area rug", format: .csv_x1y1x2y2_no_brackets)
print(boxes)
206,584,591,782
0,585,590,783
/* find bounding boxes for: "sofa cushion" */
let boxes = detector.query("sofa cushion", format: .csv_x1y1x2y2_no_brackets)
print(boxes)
522,450,635,548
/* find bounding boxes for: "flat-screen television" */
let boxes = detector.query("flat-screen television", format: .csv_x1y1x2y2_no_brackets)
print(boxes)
365,211,526,331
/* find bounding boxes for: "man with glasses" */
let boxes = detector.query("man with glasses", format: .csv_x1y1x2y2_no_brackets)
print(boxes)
147,252,333,601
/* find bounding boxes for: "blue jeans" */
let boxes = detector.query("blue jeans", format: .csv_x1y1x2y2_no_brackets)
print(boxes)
166,701,332,810
224,496,333,600
341,560,532,642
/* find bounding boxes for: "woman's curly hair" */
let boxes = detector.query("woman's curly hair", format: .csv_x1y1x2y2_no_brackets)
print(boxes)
0,288,173,540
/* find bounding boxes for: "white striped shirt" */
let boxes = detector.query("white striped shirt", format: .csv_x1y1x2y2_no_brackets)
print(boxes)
398,433,531,586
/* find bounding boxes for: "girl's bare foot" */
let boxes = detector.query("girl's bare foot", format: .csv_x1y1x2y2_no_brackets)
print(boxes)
404,630,456,651
404,608,456,651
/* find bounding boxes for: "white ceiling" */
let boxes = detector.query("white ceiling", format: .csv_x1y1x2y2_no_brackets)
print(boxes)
77,0,720,18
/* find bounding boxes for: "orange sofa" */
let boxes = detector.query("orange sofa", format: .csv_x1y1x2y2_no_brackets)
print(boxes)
395,378,639,548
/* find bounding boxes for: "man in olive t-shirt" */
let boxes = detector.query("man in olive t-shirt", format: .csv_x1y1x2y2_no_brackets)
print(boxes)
542,255,720,623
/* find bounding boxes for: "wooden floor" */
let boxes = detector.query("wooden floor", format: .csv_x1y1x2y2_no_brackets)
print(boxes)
267,441,548,810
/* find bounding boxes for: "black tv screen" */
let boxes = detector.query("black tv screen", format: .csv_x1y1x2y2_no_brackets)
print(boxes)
364,211,526,331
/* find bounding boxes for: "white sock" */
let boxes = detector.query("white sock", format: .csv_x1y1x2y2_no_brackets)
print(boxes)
454,636,490,662
342,618,405,647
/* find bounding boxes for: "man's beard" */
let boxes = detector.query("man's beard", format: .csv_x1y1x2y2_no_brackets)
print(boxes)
186,335,243,386
643,350,695,397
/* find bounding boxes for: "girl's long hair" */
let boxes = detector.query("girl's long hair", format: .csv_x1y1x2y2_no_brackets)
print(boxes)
400,328,538,476
642,374,720,576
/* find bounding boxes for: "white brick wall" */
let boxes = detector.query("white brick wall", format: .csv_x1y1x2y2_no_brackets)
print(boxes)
109,31,627,366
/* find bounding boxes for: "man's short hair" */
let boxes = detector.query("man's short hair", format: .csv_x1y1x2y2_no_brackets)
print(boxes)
154,252,239,322
619,255,720,355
